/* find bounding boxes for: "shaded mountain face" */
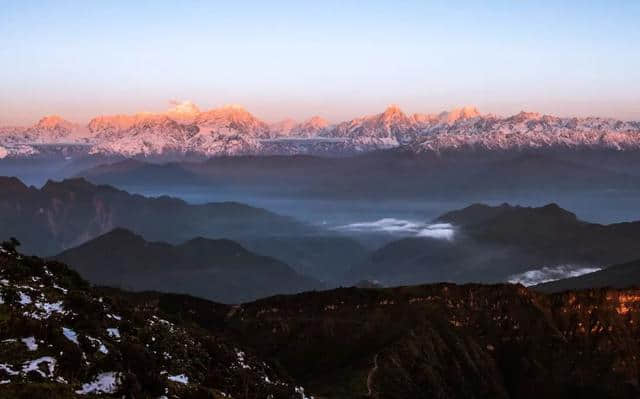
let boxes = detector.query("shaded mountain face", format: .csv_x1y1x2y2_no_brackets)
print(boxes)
52,229,321,303
436,203,640,263
534,258,640,293
348,203,640,286
0,176,301,255
0,242,309,398
5,241,640,398
0,176,366,282
78,150,640,203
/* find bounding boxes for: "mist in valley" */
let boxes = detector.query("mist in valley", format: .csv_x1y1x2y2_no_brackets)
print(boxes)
2,152,640,294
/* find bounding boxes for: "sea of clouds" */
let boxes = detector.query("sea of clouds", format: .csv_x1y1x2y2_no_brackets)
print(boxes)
334,218,455,240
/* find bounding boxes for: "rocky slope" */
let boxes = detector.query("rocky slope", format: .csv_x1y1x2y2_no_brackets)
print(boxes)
228,283,640,398
0,241,309,398
4,240,640,398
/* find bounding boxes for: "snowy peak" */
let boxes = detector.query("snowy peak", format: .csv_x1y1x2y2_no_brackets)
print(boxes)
13,115,88,144
296,116,329,133
3,104,640,159
165,100,200,122
35,115,75,131
326,105,421,147
88,113,145,134
195,104,270,137
270,118,298,135
381,104,406,119
410,111,640,152
305,115,329,128
290,116,330,137
269,116,330,137
88,104,267,157
412,112,439,125
438,106,481,123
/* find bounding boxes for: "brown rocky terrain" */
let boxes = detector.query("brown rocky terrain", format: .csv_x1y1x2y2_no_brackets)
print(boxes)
3,239,640,398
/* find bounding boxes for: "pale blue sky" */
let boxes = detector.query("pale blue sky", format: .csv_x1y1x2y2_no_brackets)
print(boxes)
1,0,639,124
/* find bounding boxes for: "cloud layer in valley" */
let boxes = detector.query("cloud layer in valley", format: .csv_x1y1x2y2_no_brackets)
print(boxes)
508,265,601,287
335,218,455,240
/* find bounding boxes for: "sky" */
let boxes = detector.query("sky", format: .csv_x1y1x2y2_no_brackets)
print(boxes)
1,0,639,125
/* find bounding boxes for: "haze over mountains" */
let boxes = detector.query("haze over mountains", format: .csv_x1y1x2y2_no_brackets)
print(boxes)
2,173,640,302
0,176,366,282
2,101,640,159
349,203,640,286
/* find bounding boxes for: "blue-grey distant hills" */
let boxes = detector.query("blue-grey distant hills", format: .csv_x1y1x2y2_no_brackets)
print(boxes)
52,228,321,303
348,203,640,286
0,176,366,281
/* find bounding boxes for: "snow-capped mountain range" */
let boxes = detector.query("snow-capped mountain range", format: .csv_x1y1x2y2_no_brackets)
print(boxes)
1,101,639,159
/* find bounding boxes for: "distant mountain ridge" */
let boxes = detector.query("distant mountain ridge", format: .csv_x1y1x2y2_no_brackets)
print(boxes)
348,203,640,286
53,228,321,303
0,176,367,282
2,102,640,159
0,175,298,255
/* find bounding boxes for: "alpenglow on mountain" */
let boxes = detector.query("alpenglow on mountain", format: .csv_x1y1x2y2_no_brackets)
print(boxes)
2,101,640,159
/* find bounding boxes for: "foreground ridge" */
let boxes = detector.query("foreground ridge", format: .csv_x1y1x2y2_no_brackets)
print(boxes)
3,239,640,397
0,242,309,398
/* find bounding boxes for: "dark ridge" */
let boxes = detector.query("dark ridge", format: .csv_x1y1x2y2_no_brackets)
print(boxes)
5,240,640,397
436,202,578,226
52,229,321,303
0,175,30,192
352,202,640,287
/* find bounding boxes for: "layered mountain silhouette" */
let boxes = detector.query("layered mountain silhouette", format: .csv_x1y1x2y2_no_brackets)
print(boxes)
53,228,320,303
77,150,640,204
0,176,366,281
436,203,640,263
349,203,640,286
0,176,301,254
